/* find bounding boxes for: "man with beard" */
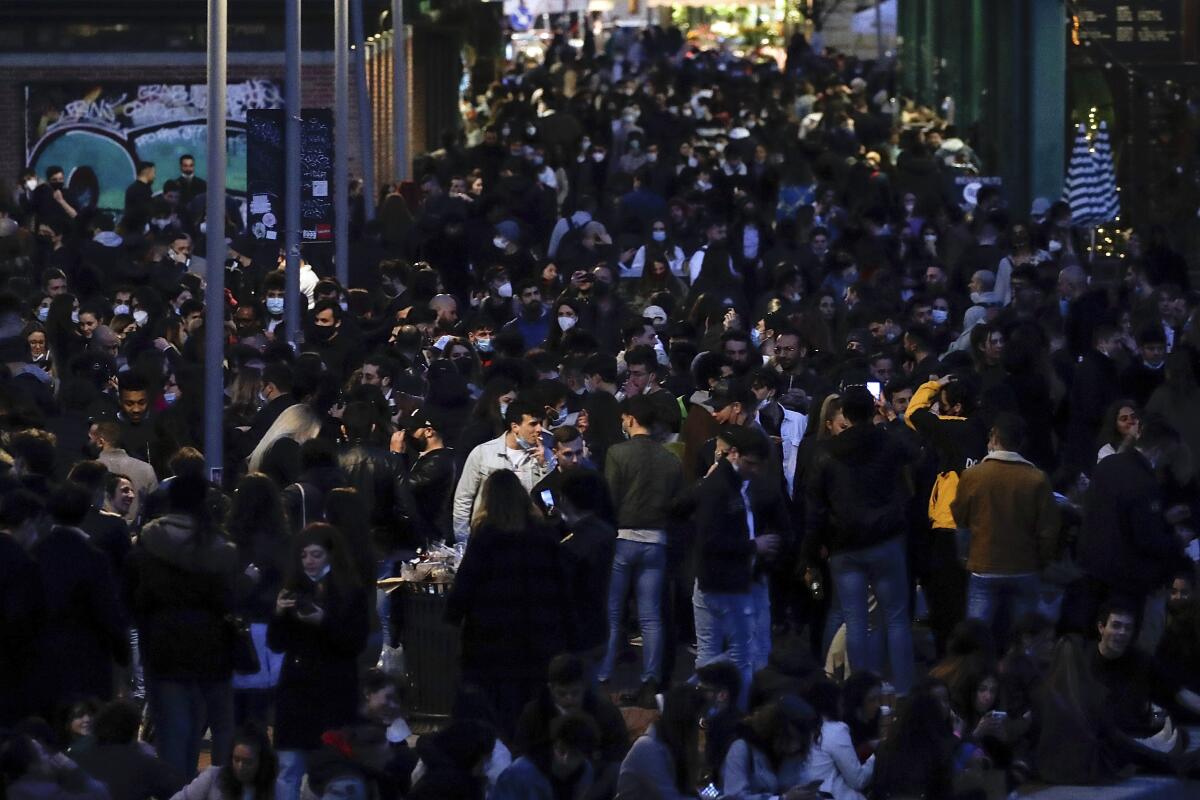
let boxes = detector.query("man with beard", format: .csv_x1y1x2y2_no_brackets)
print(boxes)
1158,572,1200,697
501,280,550,351
770,327,831,411
394,406,457,548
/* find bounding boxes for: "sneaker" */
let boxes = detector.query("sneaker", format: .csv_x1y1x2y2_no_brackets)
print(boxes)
628,635,644,647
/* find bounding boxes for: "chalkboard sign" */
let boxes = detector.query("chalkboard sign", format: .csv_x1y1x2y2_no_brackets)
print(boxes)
1076,1,1184,63
246,108,335,244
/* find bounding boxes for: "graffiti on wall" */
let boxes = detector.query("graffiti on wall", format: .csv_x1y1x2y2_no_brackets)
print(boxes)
25,80,283,213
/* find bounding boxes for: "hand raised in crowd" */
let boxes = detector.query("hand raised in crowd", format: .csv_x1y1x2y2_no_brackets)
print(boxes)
390,429,407,454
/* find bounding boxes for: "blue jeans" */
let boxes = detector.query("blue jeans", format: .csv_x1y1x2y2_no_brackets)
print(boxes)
750,580,772,671
599,539,666,684
829,536,915,696
277,749,307,800
693,582,755,710
146,677,233,780
966,573,1040,641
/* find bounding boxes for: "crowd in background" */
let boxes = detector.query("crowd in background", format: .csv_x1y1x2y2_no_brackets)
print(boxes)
2,21,1200,800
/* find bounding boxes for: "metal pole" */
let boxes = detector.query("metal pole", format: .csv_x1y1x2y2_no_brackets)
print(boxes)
285,0,303,346
352,0,377,223
204,0,227,484
875,0,884,61
334,0,350,286
392,0,408,182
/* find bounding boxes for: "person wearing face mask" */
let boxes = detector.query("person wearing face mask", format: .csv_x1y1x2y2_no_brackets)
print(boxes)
1120,326,1168,407
391,407,457,548
303,300,358,381
451,400,554,543
32,165,78,226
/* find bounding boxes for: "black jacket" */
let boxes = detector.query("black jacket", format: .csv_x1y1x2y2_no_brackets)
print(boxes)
694,459,792,594
1065,350,1121,475
31,526,128,714
395,447,457,546
446,524,576,682
125,513,239,681
0,533,44,725
560,514,617,651
338,441,403,529
268,572,370,751
1078,449,1184,597
804,424,913,559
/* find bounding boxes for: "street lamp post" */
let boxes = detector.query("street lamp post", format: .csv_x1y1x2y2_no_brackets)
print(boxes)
204,0,227,484
334,0,350,286
392,0,408,182
285,0,303,345
352,0,377,222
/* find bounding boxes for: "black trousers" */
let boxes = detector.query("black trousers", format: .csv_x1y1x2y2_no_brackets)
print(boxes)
924,528,967,656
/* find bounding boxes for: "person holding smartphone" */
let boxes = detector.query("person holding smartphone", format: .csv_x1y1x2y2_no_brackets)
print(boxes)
269,523,369,800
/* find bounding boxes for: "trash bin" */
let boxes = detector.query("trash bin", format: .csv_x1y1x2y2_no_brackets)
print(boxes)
393,582,460,718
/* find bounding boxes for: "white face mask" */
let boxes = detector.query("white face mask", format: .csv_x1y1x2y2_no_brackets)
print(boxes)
71,310,80,324
496,281,513,298
198,221,207,234
162,391,178,405
339,301,348,312
557,315,577,332
133,309,149,326
646,153,658,163
591,152,606,163
651,230,667,242
1048,239,1063,253
24,179,37,192
931,308,949,325
475,337,493,353
265,297,285,315
37,306,49,322
493,236,509,250
113,303,130,316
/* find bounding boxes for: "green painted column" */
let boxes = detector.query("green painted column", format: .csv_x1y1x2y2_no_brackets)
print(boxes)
1027,0,1066,206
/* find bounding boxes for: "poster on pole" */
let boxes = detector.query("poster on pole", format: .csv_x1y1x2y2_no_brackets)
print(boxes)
246,108,335,244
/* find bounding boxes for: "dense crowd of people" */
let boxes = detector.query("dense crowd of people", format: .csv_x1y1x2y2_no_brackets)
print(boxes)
1,20,1199,800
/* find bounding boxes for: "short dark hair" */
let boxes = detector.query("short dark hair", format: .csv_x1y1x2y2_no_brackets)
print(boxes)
583,353,617,383
620,394,656,429
623,345,659,375
547,653,586,686
504,399,542,430
46,165,64,179
696,659,742,699
67,459,109,493
0,488,43,529
94,700,141,745
724,425,770,460
136,161,155,174
263,362,294,393
179,153,195,163
552,425,582,447
49,481,93,526
1097,601,1137,628
841,386,875,425
989,412,1026,451
558,468,608,515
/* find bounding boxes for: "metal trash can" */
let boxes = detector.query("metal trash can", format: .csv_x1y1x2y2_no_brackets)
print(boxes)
393,582,460,718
